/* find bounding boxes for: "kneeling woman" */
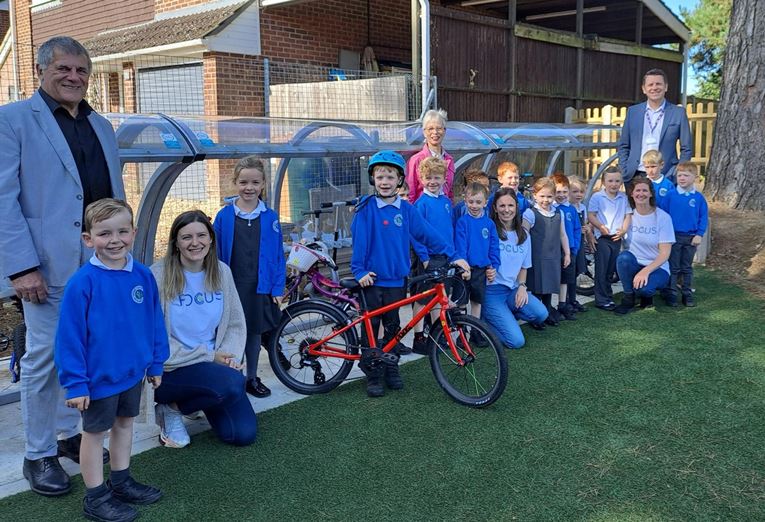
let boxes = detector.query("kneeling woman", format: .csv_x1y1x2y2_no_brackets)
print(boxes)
614,178,675,314
150,210,257,447
481,188,548,349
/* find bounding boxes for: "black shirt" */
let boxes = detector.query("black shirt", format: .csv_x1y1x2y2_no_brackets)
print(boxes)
38,88,112,215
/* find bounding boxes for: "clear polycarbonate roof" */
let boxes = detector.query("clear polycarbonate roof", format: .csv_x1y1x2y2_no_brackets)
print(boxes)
106,114,620,161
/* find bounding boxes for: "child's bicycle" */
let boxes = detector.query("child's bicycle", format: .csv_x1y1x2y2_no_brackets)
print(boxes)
268,265,508,408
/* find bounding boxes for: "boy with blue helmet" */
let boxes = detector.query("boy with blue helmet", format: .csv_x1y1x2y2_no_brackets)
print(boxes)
351,151,469,397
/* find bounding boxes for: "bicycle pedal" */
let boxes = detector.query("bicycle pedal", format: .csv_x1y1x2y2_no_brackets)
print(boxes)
380,351,400,365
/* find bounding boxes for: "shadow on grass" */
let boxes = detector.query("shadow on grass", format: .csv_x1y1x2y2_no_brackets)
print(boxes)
1,269,763,521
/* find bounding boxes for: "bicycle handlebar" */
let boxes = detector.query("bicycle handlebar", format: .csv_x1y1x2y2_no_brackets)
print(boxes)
406,265,466,289
320,198,361,209
301,209,335,217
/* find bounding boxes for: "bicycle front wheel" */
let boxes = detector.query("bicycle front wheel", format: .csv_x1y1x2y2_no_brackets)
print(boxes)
429,314,507,408
268,300,358,395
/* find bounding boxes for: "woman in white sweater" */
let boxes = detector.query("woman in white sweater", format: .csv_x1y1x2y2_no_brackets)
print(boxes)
150,210,256,447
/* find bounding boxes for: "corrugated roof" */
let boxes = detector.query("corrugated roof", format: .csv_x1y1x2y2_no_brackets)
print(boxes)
84,1,247,57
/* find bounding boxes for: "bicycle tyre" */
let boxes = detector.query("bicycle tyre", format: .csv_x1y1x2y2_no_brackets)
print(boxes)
428,314,507,408
268,300,358,395
576,251,595,297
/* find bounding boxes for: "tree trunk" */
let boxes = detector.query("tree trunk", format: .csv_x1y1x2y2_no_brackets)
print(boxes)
705,0,765,210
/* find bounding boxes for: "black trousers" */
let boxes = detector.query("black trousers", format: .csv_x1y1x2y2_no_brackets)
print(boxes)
594,235,622,306
361,285,406,347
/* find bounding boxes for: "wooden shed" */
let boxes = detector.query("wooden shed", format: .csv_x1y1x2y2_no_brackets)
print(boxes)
429,0,690,122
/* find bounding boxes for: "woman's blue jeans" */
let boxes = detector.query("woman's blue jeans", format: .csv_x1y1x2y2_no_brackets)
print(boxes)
155,362,258,446
481,285,548,349
616,251,670,297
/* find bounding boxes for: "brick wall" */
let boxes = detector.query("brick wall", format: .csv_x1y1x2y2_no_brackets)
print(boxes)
0,10,10,40
32,0,154,45
12,0,36,98
260,0,411,66
155,0,211,15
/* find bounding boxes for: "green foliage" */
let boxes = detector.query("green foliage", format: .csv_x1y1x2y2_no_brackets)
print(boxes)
1,269,763,520
681,0,733,99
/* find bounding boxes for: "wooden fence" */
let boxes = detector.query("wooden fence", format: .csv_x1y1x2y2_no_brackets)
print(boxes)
565,102,717,180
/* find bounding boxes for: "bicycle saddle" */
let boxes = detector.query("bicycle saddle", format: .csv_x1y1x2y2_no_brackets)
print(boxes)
339,278,361,290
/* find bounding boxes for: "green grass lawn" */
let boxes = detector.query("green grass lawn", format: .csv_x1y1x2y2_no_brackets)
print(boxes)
2,269,764,521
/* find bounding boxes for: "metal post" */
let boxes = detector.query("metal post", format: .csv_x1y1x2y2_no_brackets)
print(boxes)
411,0,420,114
635,1,644,102
681,42,689,106
575,0,584,110
508,0,517,121
419,0,431,112
264,58,270,117
9,0,21,101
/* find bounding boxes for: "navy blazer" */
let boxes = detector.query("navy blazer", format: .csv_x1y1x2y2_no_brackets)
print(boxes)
0,92,125,286
617,101,692,182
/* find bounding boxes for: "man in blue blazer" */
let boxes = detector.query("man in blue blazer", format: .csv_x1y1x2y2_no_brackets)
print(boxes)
617,68,692,183
0,37,125,497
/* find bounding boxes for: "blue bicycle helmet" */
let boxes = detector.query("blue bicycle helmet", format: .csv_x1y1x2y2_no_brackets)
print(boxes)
367,150,406,187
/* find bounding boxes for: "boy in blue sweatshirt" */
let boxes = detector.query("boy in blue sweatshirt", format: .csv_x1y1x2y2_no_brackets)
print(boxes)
553,173,582,320
454,182,500,321
659,162,709,307
351,151,469,397
55,199,169,522
643,150,675,208
411,156,458,354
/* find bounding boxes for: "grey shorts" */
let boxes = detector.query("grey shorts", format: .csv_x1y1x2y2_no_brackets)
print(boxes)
81,380,143,433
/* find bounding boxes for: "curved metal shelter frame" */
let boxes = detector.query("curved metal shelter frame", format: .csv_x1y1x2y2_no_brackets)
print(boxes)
106,113,620,263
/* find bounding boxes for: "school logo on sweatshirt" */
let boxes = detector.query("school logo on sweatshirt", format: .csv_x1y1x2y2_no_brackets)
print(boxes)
131,285,144,304
481,227,489,239
659,187,668,197
394,214,403,227
688,198,696,207
444,203,451,214
273,221,280,233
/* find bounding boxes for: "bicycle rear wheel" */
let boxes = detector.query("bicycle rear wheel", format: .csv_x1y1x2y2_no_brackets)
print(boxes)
428,314,507,408
268,300,358,394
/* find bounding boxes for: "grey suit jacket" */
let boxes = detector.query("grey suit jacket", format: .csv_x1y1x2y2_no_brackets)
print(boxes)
617,101,692,182
0,92,125,287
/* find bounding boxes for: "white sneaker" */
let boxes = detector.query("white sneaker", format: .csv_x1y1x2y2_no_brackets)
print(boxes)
155,403,190,448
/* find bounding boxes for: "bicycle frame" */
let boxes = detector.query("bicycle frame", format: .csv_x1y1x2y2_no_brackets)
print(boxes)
305,281,473,366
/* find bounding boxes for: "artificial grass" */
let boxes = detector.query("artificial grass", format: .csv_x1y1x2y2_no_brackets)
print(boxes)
2,268,763,521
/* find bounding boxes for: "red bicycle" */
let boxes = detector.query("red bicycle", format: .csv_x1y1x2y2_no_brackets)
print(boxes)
268,266,508,408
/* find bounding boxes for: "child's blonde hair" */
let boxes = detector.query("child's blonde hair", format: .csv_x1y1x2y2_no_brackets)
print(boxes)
463,168,489,187
567,175,586,191
84,198,133,233
531,177,555,194
641,149,663,165
464,182,489,200
676,161,698,177
418,156,447,178
234,156,267,200
496,161,519,180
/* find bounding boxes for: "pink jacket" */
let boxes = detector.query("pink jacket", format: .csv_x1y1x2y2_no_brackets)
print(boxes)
406,144,455,203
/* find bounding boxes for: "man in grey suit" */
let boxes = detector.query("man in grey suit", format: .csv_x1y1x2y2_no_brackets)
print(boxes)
617,68,692,183
0,36,125,496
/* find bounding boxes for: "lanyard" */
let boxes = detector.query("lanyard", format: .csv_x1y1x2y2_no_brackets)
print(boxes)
645,107,664,134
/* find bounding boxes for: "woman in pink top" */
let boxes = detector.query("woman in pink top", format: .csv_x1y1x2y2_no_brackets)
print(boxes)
406,109,455,202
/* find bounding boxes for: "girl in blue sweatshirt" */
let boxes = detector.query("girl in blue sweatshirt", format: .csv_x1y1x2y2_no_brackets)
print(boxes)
214,156,285,398
454,182,500,320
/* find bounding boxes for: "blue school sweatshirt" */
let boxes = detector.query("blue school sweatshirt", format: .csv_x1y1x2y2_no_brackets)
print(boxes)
55,259,169,401
651,176,675,209
214,199,286,296
660,188,709,236
488,190,530,215
554,201,582,255
351,196,452,287
412,193,454,262
452,200,468,227
454,212,500,268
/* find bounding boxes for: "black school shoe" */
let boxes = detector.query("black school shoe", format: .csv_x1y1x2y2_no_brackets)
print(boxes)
639,296,654,309
411,334,429,355
557,303,577,321
529,322,546,331
246,377,271,398
570,301,587,313
596,301,616,311
383,364,404,390
22,457,71,497
682,294,696,307
83,489,137,522
58,433,110,464
108,476,162,505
